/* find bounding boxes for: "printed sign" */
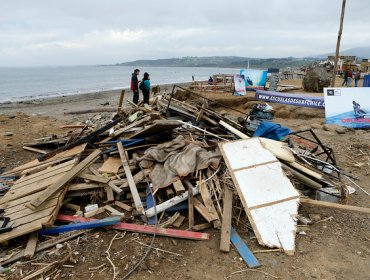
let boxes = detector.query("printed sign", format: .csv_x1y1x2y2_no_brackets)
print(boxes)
324,87,370,128
255,90,325,109
234,75,246,96
240,69,268,91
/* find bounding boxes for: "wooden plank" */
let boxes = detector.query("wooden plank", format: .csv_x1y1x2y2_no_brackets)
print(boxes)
300,198,370,214
24,232,39,259
28,149,101,209
84,207,106,218
14,159,77,186
117,89,125,113
68,183,101,192
1,174,65,204
113,115,153,138
117,143,144,214
98,157,122,174
104,205,125,217
230,227,261,268
5,197,59,216
11,206,57,227
59,125,86,129
0,191,59,209
129,120,181,139
108,181,124,195
64,203,81,212
0,216,52,243
57,214,209,241
199,175,220,223
22,146,47,154
119,169,150,189
173,180,186,195
220,187,233,252
146,187,156,225
114,201,133,212
193,196,216,223
187,182,194,229
105,186,114,202
47,143,87,160
172,215,185,228
3,156,73,177
78,173,109,184
192,223,212,231
39,217,121,235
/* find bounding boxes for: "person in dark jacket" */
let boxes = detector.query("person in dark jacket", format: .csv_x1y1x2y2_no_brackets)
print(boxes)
141,72,151,104
131,69,140,104
342,70,348,86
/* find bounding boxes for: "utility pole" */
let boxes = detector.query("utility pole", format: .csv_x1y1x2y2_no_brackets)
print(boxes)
331,0,346,87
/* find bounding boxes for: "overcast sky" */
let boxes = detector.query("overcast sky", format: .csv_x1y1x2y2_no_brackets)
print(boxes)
0,0,369,66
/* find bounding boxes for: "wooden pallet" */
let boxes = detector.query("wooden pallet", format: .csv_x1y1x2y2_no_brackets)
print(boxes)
0,159,78,243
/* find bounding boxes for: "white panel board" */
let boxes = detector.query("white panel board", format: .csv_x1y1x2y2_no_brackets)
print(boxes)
219,138,299,255
221,138,276,170
234,162,298,208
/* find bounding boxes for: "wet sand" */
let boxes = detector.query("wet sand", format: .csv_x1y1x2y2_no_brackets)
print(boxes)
0,83,189,121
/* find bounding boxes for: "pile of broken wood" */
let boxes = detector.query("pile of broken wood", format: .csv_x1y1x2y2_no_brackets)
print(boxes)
0,85,369,279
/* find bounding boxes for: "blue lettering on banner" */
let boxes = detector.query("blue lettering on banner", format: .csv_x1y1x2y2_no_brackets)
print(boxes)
255,90,325,109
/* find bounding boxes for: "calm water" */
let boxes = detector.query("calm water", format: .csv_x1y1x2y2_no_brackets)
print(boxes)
0,65,239,103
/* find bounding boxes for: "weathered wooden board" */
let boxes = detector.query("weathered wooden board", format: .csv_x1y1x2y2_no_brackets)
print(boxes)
98,157,122,174
0,160,77,243
219,138,299,255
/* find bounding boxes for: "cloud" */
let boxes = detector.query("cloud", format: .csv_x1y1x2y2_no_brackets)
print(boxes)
0,0,369,66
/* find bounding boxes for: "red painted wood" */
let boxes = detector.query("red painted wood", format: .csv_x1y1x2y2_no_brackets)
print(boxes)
56,214,209,241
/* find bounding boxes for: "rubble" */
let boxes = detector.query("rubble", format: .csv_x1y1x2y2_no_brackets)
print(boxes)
0,84,369,279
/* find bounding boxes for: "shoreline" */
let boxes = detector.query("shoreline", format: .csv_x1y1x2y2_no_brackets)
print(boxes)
0,81,195,104
0,82,191,121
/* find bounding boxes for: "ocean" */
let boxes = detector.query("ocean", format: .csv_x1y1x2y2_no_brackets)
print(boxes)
0,65,239,103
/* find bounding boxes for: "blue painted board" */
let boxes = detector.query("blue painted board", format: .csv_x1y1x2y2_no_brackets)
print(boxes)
146,186,156,225
39,217,121,235
230,227,261,268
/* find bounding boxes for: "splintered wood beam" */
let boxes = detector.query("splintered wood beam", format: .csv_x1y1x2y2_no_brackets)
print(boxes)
220,187,233,252
117,142,144,214
300,198,370,214
27,149,101,210
57,214,209,241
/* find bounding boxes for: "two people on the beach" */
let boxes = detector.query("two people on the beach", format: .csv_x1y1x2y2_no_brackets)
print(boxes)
131,69,151,105
352,101,366,115
342,69,361,87
342,70,353,87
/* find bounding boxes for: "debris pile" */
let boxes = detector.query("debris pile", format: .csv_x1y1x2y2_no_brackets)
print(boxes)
0,85,369,279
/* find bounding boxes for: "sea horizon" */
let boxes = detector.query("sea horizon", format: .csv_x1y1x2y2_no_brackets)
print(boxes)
0,65,239,103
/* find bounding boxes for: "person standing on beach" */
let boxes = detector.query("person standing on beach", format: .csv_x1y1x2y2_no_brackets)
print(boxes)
141,72,151,104
347,69,353,87
342,70,348,86
131,69,140,104
354,70,361,87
